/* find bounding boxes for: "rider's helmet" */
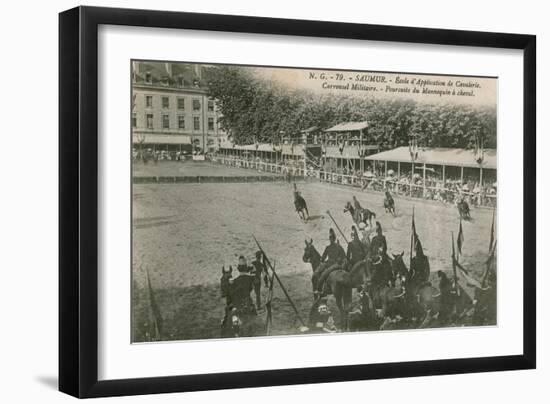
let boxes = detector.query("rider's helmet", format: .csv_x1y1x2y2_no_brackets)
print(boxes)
329,228,336,243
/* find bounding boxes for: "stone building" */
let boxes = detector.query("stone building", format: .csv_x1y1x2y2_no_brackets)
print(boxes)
132,61,224,154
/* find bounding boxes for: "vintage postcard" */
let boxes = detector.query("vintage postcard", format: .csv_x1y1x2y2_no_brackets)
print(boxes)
131,61,497,342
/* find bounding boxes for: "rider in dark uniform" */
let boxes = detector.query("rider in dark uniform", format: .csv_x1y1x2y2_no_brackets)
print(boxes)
313,228,346,295
251,251,269,311
347,226,367,272
437,270,453,321
410,239,430,283
229,256,257,336
370,221,387,257
352,195,363,211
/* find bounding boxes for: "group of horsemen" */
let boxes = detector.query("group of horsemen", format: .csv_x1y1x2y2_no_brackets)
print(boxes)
221,189,495,337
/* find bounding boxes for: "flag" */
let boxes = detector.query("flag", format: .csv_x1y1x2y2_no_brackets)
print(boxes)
489,210,495,253
146,269,163,341
482,239,497,288
455,259,482,289
410,207,417,261
451,232,458,293
457,218,464,257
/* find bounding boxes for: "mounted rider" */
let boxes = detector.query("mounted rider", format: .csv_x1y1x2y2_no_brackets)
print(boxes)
347,226,368,273
229,256,258,336
410,238,430,283
352,195,365,223
370,221,388,258
312,228,347,296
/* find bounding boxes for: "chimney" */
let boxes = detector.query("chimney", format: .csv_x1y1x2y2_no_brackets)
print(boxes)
165,63,172,78
194,64,202,80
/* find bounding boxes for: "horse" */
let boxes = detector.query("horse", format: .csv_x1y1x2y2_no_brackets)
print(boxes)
302,239,366,330
396,256,441,326
364,253,406,324
457,198,471,220
220,266,240,337
219,265,258,337
220,305,242,338
293,184,309,221
220,265,233,305
344,201,376,227
384,191,396,216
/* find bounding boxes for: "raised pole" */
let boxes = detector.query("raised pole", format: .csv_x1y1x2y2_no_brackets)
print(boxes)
253,235,306,328
422,163,427,197
326,210,349,244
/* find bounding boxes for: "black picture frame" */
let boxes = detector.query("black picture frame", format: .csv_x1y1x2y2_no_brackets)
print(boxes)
59,6,536,398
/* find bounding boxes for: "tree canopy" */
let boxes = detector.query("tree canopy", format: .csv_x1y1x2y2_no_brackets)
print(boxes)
206,66,496,150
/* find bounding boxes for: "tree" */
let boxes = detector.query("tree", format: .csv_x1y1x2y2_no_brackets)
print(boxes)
206,66,497,149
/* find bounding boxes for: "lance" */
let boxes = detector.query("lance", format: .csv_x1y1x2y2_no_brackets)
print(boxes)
325,210,349,244
253,235,306,328
265,264,276,335
451,231,460,296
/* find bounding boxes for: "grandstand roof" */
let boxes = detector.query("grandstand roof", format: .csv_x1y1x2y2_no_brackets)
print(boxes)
301,126,319,133
325,121,369,132
365,146,496,169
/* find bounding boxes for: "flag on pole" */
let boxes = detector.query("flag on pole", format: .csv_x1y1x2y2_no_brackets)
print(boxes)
457,218,464,257
451,232,459,295
455,259,482,289
410,206,417,262
489,210,496,253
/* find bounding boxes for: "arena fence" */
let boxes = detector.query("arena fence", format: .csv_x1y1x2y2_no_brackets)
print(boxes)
212,156,497,208
133,174,287,184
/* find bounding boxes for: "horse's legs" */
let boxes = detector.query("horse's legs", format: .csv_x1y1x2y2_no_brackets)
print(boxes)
334,292,346,331
343,287,352,331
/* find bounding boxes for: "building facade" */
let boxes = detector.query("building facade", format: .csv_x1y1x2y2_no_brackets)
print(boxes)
132,61,225,154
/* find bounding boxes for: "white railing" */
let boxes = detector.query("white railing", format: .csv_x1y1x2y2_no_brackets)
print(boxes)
212,156,497,208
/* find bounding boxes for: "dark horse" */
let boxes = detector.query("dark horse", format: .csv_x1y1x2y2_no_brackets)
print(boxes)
457,198,471,220
391,252,441,326
302,239,365,330
219,266,241,337
293,183,309,221
344,201,376,227
363,252,406,326
384,190,396,216
219,265,259,337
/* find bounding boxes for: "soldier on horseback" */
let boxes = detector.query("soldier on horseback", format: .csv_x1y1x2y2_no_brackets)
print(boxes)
410,239,430,284
347,226,368,273
227,256,258,337
370,221,388,258
312,228,347,297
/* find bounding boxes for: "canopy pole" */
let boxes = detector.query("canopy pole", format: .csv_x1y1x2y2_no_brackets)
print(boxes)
479,167,484,205
460,166,464,185
411,162,414,197
422,163,426,197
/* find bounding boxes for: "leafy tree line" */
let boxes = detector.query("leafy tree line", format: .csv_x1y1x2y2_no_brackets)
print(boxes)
205,66,496,150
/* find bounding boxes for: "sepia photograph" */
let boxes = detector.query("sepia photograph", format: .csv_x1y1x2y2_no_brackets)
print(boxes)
130,60,497,342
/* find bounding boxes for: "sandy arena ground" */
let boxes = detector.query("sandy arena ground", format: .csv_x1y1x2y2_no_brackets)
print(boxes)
132,163,496,342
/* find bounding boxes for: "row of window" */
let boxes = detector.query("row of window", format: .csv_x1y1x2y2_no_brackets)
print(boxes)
133,113,215,131
142,95,214,112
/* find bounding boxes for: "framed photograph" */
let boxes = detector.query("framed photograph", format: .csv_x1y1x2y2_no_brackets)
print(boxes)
59,6,536,398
